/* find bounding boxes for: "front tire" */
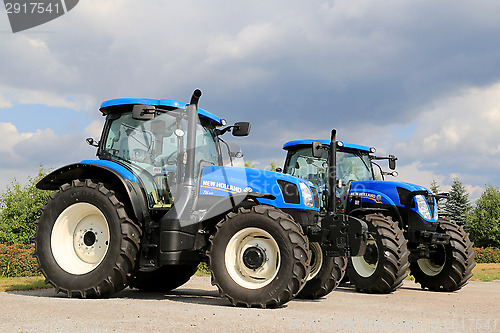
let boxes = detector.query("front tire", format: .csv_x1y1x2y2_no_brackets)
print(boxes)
296,242,347,299
33,179,141,298
346,213,409,293
410,219,475,291
209,205,309,308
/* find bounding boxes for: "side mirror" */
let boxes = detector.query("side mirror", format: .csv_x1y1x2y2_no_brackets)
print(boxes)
229,151,244,158
132,105,155,120
389,155,397,170
232,122,251,136
312,141,323,158
86,138,99,147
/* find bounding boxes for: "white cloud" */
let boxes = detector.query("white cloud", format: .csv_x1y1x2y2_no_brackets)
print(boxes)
0,94,13,108
0,85,95,111
0,122,95,187
84,119,105,140
0,123,35,153
394,82,500,160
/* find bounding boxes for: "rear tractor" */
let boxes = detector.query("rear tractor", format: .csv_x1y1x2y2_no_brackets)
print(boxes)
33,91,368,308
282,129,475,293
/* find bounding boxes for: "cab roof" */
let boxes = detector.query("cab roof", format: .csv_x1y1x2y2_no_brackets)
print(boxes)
99,98,223,126
283,139,372,152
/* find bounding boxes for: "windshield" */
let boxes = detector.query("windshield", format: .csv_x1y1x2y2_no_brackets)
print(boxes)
285,146,374,211
103,108,221,208
286,148,373,189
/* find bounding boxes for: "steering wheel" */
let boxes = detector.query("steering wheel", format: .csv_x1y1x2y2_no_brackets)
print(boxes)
165,150,178,165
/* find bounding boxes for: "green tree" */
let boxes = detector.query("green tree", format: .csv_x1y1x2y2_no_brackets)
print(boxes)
430,179,446,217
244,160,255,168
467,185,500,248
269,161,280,172
444,178,472,225
0,166,51,245
430,179,440,194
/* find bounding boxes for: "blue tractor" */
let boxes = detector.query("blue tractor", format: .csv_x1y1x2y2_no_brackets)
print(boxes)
33,91,367,308
282,130,475,293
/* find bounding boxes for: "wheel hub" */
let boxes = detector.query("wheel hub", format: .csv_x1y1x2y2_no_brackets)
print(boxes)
83,230,97,247
242,246,266,270
224,227,281,289
363,243,378,265
51,203,110,275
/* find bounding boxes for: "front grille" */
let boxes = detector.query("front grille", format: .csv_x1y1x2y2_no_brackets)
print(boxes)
277,180,300,204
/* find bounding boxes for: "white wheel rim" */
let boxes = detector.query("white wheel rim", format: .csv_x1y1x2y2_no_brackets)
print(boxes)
225,227,280,289
51,203,110,275
351,238,378,278
307,242,323,281
417,246,446,276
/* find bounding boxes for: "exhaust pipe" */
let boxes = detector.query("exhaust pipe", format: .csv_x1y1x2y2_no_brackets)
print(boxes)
184,89,202,186
328,129,337,216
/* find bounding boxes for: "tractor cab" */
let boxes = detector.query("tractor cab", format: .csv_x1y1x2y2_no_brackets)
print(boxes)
283,139,376,213
97,98,229,209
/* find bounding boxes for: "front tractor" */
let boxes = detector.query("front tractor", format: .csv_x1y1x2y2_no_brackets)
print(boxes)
34,91,367,308
282,130,475,294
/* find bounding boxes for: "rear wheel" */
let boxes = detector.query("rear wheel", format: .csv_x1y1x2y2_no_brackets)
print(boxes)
209,205,309,308
130,264,199,292
346,213,409,293
297,242,347,299
33,179,141,298
410,219,475,291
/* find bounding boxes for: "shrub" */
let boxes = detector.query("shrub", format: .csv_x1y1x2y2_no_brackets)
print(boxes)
0,244,39,277
0,166,51,245
467,185,500,248
474,247,500,264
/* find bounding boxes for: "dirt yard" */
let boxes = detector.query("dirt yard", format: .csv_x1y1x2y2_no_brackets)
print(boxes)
0,277,498,332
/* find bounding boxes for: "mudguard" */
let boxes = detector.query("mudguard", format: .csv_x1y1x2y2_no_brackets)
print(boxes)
36,160,149,224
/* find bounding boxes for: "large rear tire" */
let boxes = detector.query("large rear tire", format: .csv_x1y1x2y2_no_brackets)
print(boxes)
33,179,141,298
209,205,309,308
346,213,409,293
130,264,199,292
296,242,347,299
410,219,475,291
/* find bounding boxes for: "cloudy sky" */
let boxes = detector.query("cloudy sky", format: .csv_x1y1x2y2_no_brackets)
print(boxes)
1,0,500,201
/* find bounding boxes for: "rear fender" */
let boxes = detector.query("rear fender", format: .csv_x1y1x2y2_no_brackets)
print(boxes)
37,162,149,224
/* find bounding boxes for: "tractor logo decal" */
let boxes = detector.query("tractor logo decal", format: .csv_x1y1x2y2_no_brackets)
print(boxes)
201,180,244,195
349,192,383,204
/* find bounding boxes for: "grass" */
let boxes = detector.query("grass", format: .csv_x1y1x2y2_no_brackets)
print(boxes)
405,263,500,282
470,263,500,282
0,275,51,292
1,263,498,293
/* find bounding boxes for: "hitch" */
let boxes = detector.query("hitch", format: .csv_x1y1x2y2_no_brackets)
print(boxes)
320,214,368,257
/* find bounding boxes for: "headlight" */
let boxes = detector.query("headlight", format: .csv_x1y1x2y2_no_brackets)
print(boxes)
299,182,314,208
415,195,431,220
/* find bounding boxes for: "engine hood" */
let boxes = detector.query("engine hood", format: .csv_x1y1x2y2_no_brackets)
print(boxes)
200,166,319,211
349,180,432,208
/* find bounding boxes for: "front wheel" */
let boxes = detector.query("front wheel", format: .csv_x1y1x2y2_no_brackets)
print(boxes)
346,213,409,293
33,179,141,298
209,205,309,308
410,219,475,291
296,242,347,299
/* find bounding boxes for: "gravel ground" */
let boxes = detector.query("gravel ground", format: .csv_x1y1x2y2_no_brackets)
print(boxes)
0,277,499,332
